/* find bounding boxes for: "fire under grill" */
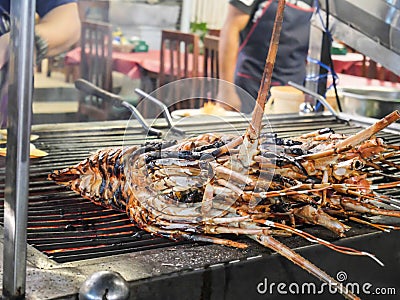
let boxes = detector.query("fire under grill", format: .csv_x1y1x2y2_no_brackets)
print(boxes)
1,114,400,299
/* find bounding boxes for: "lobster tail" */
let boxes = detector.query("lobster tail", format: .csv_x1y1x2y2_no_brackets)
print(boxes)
48,146,137,211
48,168,81,184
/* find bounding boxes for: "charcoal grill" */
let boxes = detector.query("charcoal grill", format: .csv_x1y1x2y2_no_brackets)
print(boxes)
1,113,400,299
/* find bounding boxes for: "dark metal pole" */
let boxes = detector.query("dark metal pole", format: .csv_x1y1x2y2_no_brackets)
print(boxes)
3,0,36,298
317,32,329,98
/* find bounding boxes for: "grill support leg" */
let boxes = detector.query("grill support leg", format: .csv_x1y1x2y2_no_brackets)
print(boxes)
2,0,35,298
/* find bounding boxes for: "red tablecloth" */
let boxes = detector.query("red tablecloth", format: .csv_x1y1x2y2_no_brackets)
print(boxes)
65,47,202,80
66,47,398,88
332,53,400,82
331,53,364,73
65,47,161,79
113,50,160,78
336,73,400,88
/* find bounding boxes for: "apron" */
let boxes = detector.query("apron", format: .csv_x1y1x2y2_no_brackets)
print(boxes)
235,0,314,113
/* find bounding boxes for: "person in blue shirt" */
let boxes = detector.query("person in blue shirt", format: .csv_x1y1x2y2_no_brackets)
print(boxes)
0,0,80,64
0,0,81,127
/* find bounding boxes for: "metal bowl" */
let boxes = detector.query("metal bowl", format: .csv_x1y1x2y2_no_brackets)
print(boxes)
338,86,400,119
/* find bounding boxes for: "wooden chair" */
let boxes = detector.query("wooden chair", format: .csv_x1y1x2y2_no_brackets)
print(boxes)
158,30,200,111
203,35,219,79
207,29,221,37
359,56,399,82
64,0,110,83
201,35,220,105
77,20,113,121
46,55,66,77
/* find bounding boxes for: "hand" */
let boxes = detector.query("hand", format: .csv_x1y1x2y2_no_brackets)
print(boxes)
0,33,10,69
216,84,242,112
0,33,9,129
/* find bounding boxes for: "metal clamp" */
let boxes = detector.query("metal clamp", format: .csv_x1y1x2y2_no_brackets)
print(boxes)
134,88,186,137
75,79,162,137
288,81,339,118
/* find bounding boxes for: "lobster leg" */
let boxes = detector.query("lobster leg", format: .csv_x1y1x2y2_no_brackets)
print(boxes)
249,233,360,300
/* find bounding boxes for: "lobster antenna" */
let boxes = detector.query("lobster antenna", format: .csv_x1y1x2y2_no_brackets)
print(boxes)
248,0,286,139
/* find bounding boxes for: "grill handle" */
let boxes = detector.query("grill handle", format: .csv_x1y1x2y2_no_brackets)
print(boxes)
288,81,339,118
134,88,186,137
75,79,162,137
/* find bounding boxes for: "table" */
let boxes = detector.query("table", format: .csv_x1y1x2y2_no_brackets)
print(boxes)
331,53,364,73
332,53,400,82
65,47,204,94
66,48,398,83
65,47,161,80
336,73,400,88
65,47,204,79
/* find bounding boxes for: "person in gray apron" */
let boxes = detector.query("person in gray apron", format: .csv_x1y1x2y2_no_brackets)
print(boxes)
218,0,315,113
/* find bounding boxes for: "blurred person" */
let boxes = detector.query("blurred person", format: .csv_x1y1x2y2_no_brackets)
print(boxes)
218,0,315,113
0,0,81,127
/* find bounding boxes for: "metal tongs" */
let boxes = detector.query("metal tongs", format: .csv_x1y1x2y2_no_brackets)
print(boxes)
134,88,185,137
75,79,185,137
288,81,339,118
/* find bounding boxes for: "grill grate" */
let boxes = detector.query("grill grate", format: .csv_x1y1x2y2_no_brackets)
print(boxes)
1,115,399,263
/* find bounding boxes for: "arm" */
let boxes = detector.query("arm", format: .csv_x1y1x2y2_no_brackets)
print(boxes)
217,4,250,111
35,3,81,57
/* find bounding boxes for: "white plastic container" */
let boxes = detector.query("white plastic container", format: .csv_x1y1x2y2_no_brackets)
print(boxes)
265,86,305,114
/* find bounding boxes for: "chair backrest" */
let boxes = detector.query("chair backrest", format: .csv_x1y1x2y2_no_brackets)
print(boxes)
200,35,220,106
207,29,221,37
159,30,200,85
78,21,113,121
203,35,219,79
81,21,113,90
158,30,200,110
